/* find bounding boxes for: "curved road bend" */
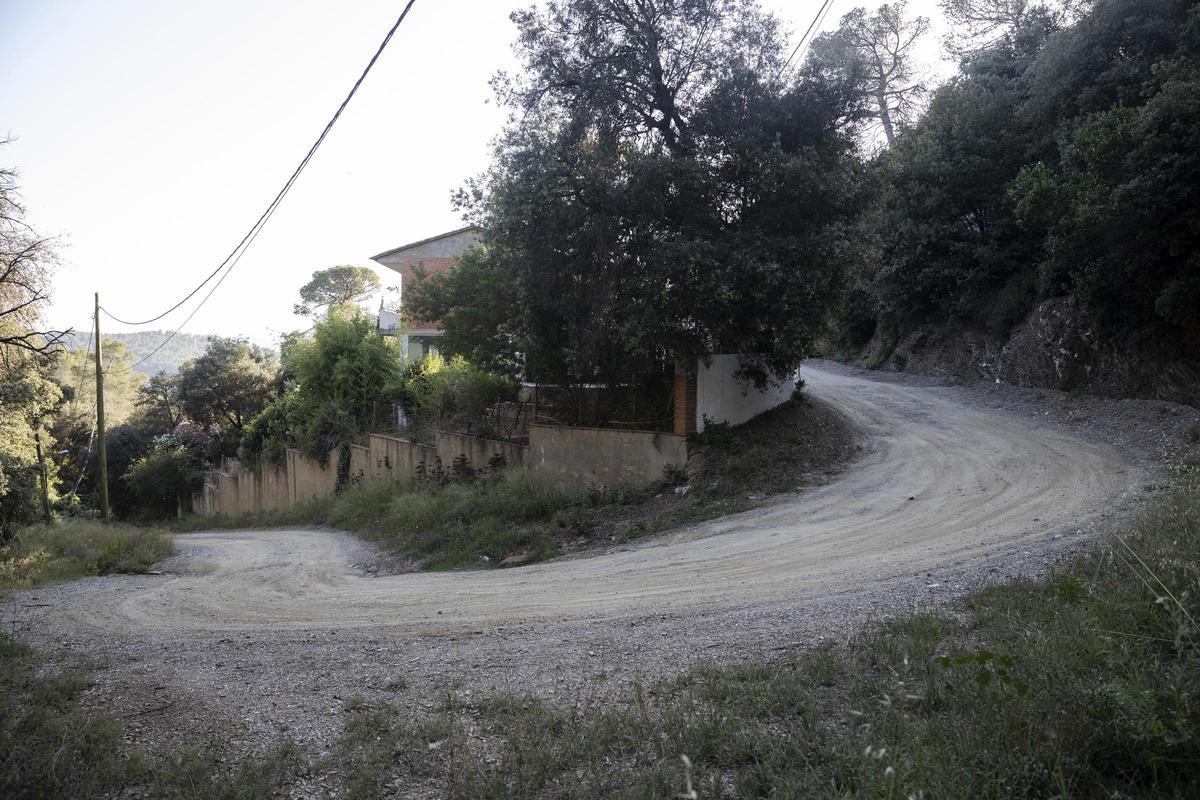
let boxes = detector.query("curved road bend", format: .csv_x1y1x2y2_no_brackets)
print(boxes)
59,363,1135,635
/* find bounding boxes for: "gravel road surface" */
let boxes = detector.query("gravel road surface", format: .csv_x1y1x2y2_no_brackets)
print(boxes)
32,364,1135,632
12,362,1193,759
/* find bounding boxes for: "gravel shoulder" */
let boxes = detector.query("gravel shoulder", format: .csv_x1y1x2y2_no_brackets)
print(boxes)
7,361,1198,762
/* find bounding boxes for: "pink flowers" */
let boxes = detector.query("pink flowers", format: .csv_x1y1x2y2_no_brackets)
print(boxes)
167,420,222,456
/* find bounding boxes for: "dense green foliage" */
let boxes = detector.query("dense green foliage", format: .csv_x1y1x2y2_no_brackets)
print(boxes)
0,156,62,539
122,437,207,520
0,352,59,539
416,0,870,391
55,339,145,427
859,0,1200,345
49,337,270,520
98,425,156,518
130,370,183,431
399,353,518,440
177,337,276,445
241,311,403,463
50,340,144,509
405,246,522,376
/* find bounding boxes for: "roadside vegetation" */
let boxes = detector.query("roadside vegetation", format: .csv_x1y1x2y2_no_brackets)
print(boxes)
0,519,173,589
841,0,1200,372
5,466,1197,798
373,469,1199,800
0,635,300,799
177,393,857,570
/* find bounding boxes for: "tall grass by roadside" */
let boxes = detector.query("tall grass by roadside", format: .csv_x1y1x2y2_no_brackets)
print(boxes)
329,465,1200,799
171,473,580,570
326,474,578,569
0,520,174,589
170,497,335,534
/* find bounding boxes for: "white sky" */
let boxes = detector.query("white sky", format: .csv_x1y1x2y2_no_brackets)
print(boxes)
1,0,952,347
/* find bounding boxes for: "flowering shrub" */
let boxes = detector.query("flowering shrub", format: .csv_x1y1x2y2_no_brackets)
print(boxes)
169,421,222,463
121,419,219,519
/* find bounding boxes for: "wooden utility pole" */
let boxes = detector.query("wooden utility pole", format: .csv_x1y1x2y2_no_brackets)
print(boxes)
94,293,110,521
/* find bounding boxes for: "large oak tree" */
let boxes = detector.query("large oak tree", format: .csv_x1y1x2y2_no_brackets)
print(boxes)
421,0,869,394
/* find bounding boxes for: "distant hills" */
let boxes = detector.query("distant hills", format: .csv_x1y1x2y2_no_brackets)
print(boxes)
64,329,216,375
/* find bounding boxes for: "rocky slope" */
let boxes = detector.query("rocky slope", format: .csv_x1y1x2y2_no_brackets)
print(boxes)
857,297,1200,407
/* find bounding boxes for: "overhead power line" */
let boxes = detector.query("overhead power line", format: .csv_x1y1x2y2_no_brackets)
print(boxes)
100,0,419,332
70,310,96,405
111,212,268,374
780,0,836,76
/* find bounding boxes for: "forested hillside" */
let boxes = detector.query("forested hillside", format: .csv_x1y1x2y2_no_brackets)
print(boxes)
64,329,214,375
840,0,1200,402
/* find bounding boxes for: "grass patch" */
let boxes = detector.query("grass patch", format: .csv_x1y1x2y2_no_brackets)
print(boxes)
326,473,578,570
171,474,578,570
584,394,857,545
0,519,175,589
0,635,301,799
319,465,1200,798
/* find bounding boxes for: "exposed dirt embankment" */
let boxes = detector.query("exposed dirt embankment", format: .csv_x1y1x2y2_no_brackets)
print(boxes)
573,392,860,549
858,297,1200,406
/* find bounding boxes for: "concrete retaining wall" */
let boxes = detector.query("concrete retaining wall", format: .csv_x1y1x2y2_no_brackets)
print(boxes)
287,449,338,503
348,444,370,486
437,431,528,471
192,479,218,516
695,354,797,432
190,459,290,516
368,434,437,481
528,423,686,489
192,422,680,516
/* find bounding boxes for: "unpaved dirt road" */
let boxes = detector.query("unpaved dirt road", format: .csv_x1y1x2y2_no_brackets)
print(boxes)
19,362,1189,758
44,363,1135,635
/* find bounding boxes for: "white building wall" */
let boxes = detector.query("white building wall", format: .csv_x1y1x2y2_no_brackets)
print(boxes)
378,308,401,335
695,354,797,432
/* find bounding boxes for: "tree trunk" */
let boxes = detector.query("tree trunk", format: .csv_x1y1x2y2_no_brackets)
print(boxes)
877,89,896,144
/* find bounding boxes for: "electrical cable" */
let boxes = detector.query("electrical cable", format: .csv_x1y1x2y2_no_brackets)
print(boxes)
70,310,95,406
99,0,419,328
813,0,836,41
107,189,283,374
779,0,835,76
68,312,98,497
